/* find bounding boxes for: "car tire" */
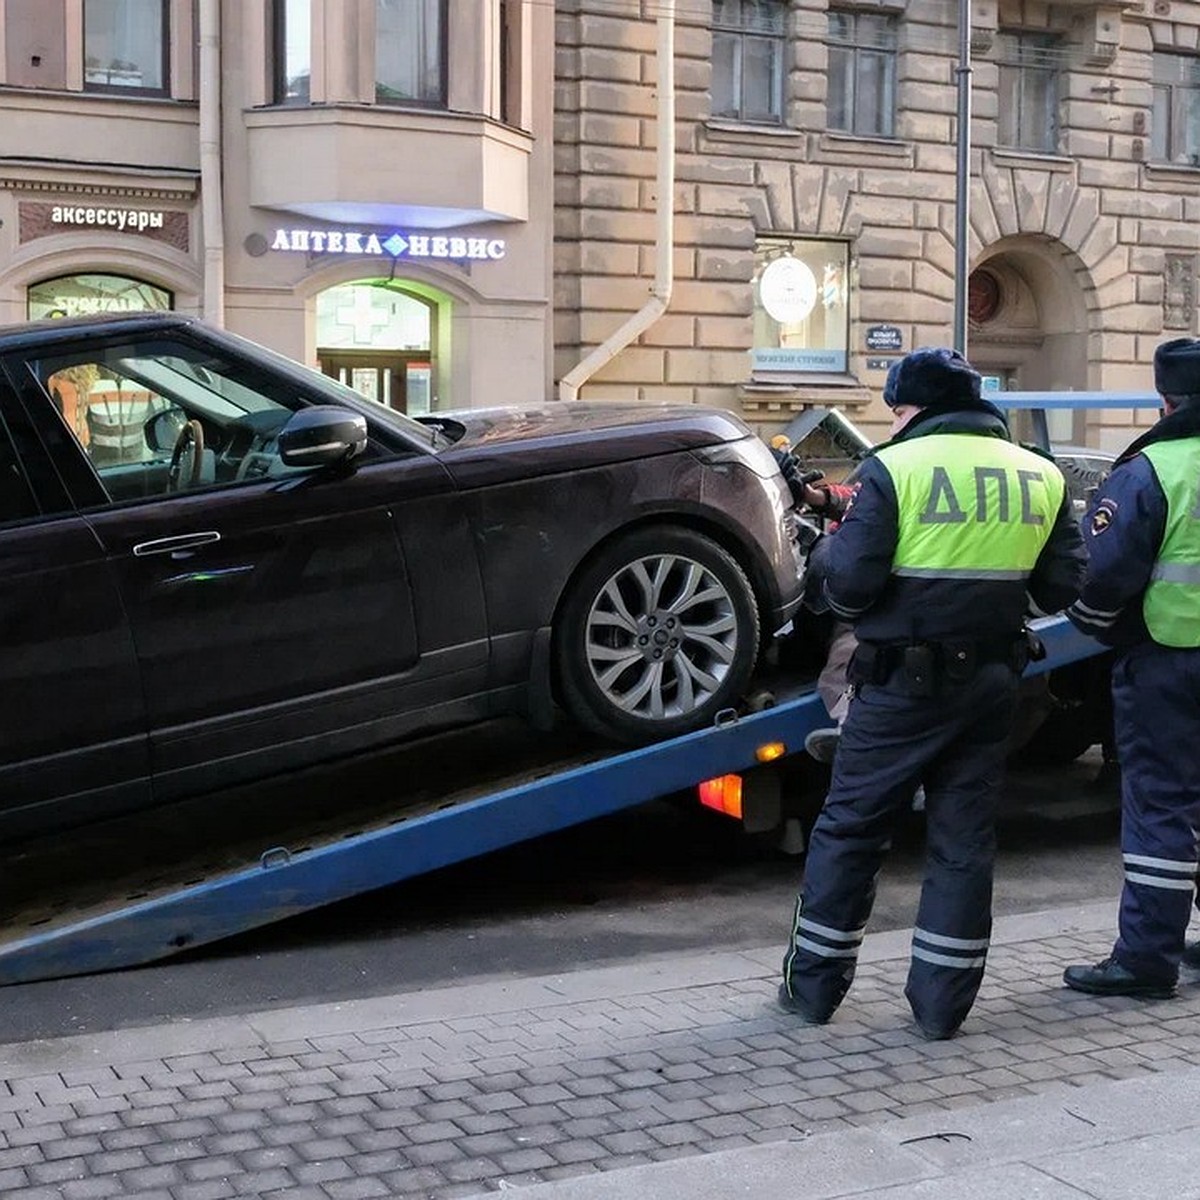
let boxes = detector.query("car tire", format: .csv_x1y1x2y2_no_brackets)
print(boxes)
556,525,761,744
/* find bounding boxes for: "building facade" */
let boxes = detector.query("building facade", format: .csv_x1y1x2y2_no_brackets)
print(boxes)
555,0,1200,447
2,1,1198,449
0,0,554,415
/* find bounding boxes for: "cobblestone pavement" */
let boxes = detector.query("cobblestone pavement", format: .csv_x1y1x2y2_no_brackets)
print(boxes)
2,903,1199,1199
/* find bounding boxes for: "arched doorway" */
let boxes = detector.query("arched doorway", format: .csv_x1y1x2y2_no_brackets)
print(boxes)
967,238,1094,445
315,280,446,415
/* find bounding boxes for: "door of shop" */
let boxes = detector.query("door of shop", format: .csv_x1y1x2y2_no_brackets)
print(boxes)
319,352,433,415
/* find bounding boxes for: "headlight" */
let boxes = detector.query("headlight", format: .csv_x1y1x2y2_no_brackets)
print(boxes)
693,436,782,479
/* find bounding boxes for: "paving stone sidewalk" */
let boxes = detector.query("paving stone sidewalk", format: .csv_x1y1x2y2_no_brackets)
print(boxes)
1,901,1199,1199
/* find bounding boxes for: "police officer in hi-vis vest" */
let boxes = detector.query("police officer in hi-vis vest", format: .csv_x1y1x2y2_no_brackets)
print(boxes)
779,348,1085,1039
1064,338,1200,999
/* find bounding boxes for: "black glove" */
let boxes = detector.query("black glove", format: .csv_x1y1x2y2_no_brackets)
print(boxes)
771,446,826,504
770,444,801,483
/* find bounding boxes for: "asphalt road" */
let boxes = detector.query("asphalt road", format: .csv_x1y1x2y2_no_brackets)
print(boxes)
0,749,1123,1045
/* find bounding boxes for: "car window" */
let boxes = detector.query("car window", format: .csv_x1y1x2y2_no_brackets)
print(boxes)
0,380,40,525
28,337,365,508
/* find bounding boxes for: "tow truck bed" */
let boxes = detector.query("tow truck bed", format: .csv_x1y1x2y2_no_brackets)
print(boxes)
0,614,1101,986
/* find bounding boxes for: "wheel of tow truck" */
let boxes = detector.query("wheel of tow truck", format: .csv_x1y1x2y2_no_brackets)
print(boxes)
556,526,760,744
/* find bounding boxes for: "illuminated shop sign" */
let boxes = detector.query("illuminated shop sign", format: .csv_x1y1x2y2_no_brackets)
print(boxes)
18,201,190,250
51,205,166,232
269,228,507,261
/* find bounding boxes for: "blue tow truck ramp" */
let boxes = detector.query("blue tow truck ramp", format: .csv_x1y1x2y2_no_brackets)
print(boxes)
0,614,1102,987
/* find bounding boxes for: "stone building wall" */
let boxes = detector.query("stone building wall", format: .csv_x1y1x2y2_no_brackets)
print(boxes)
554,0,1200,449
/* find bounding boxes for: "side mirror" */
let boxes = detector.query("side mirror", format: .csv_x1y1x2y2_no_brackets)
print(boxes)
145,406,188,453
278,406,367,468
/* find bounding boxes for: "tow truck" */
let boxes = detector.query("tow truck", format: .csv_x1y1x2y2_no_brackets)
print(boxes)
0,392,1157,988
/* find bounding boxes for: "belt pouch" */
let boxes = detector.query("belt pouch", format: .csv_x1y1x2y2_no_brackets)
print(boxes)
902,644,936,696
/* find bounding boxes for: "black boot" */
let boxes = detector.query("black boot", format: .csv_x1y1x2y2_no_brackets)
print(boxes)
776,983,832,1024
1182,942,1200,970
1063,957,1176,999
913,1015,960,1041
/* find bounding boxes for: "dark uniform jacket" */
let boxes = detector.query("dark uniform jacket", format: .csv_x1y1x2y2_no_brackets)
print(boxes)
807,408,1086,645
1067,405,1200,649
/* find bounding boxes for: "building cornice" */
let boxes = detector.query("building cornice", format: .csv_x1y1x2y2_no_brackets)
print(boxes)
0,159,198,200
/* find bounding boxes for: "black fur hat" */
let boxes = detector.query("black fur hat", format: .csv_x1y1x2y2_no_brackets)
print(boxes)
1153,338,1200,398
883,347,983,410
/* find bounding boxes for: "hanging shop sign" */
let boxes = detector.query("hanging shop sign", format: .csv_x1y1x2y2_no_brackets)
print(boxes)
758,256,818,325
18,201,190,251
268,227,507,261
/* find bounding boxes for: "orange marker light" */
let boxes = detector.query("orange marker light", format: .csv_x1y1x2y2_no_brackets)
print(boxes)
697,774,744,820
755,742,787,763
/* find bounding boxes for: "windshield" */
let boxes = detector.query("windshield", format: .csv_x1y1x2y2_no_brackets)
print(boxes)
112,355,276,422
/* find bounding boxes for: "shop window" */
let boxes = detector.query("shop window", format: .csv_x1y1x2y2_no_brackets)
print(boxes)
375,0,446,106
1151,52,1200,166
273,0,312,104
751,238,850,378
83,0,168,95
28,274,172,322
827,9,897,137
711,0,787,125
316,282,439,416
997,33,1061,153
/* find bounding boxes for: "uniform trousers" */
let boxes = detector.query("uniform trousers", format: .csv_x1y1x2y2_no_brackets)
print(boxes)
1110,642,1200,983
782,659,1019,1033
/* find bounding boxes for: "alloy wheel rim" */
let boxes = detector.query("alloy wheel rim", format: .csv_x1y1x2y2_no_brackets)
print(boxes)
584,553,738,719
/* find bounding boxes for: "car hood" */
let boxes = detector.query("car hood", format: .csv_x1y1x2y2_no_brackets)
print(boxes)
419,401,757,489
423,401,753,450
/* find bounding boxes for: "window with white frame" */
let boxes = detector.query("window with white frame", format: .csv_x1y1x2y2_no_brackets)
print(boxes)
376,0,446,106
997,33,1061,153
1151,52,1200,166
752,238,851,377
827,9,897,137
711,0,787,124
83,0,168,95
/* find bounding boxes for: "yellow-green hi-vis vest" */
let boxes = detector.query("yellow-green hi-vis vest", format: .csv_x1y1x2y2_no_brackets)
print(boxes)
1141,439,1200,648
873,434,1066,581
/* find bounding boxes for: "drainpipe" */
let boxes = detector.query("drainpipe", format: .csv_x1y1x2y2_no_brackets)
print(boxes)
199,0,226,325
559,0,675,402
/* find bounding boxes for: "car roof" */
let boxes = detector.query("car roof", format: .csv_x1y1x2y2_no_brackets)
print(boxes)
0,312,197,353
1051,444,1116,459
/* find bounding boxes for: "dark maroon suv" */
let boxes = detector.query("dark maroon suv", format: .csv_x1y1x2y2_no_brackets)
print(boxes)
0,314,804,838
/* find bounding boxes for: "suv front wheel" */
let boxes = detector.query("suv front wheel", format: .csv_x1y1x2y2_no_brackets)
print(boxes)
556,526,761,744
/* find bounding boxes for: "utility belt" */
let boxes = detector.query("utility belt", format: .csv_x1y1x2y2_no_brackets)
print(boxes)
849,631,1044,696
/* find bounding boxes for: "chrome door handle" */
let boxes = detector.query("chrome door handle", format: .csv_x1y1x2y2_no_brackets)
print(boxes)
132,531,222,558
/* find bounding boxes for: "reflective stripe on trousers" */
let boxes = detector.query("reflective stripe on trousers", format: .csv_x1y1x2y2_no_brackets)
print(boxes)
911,926,990,971
1123,852,1196,891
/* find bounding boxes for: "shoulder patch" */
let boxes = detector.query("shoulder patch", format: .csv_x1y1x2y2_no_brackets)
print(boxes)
1090,498,1117,535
